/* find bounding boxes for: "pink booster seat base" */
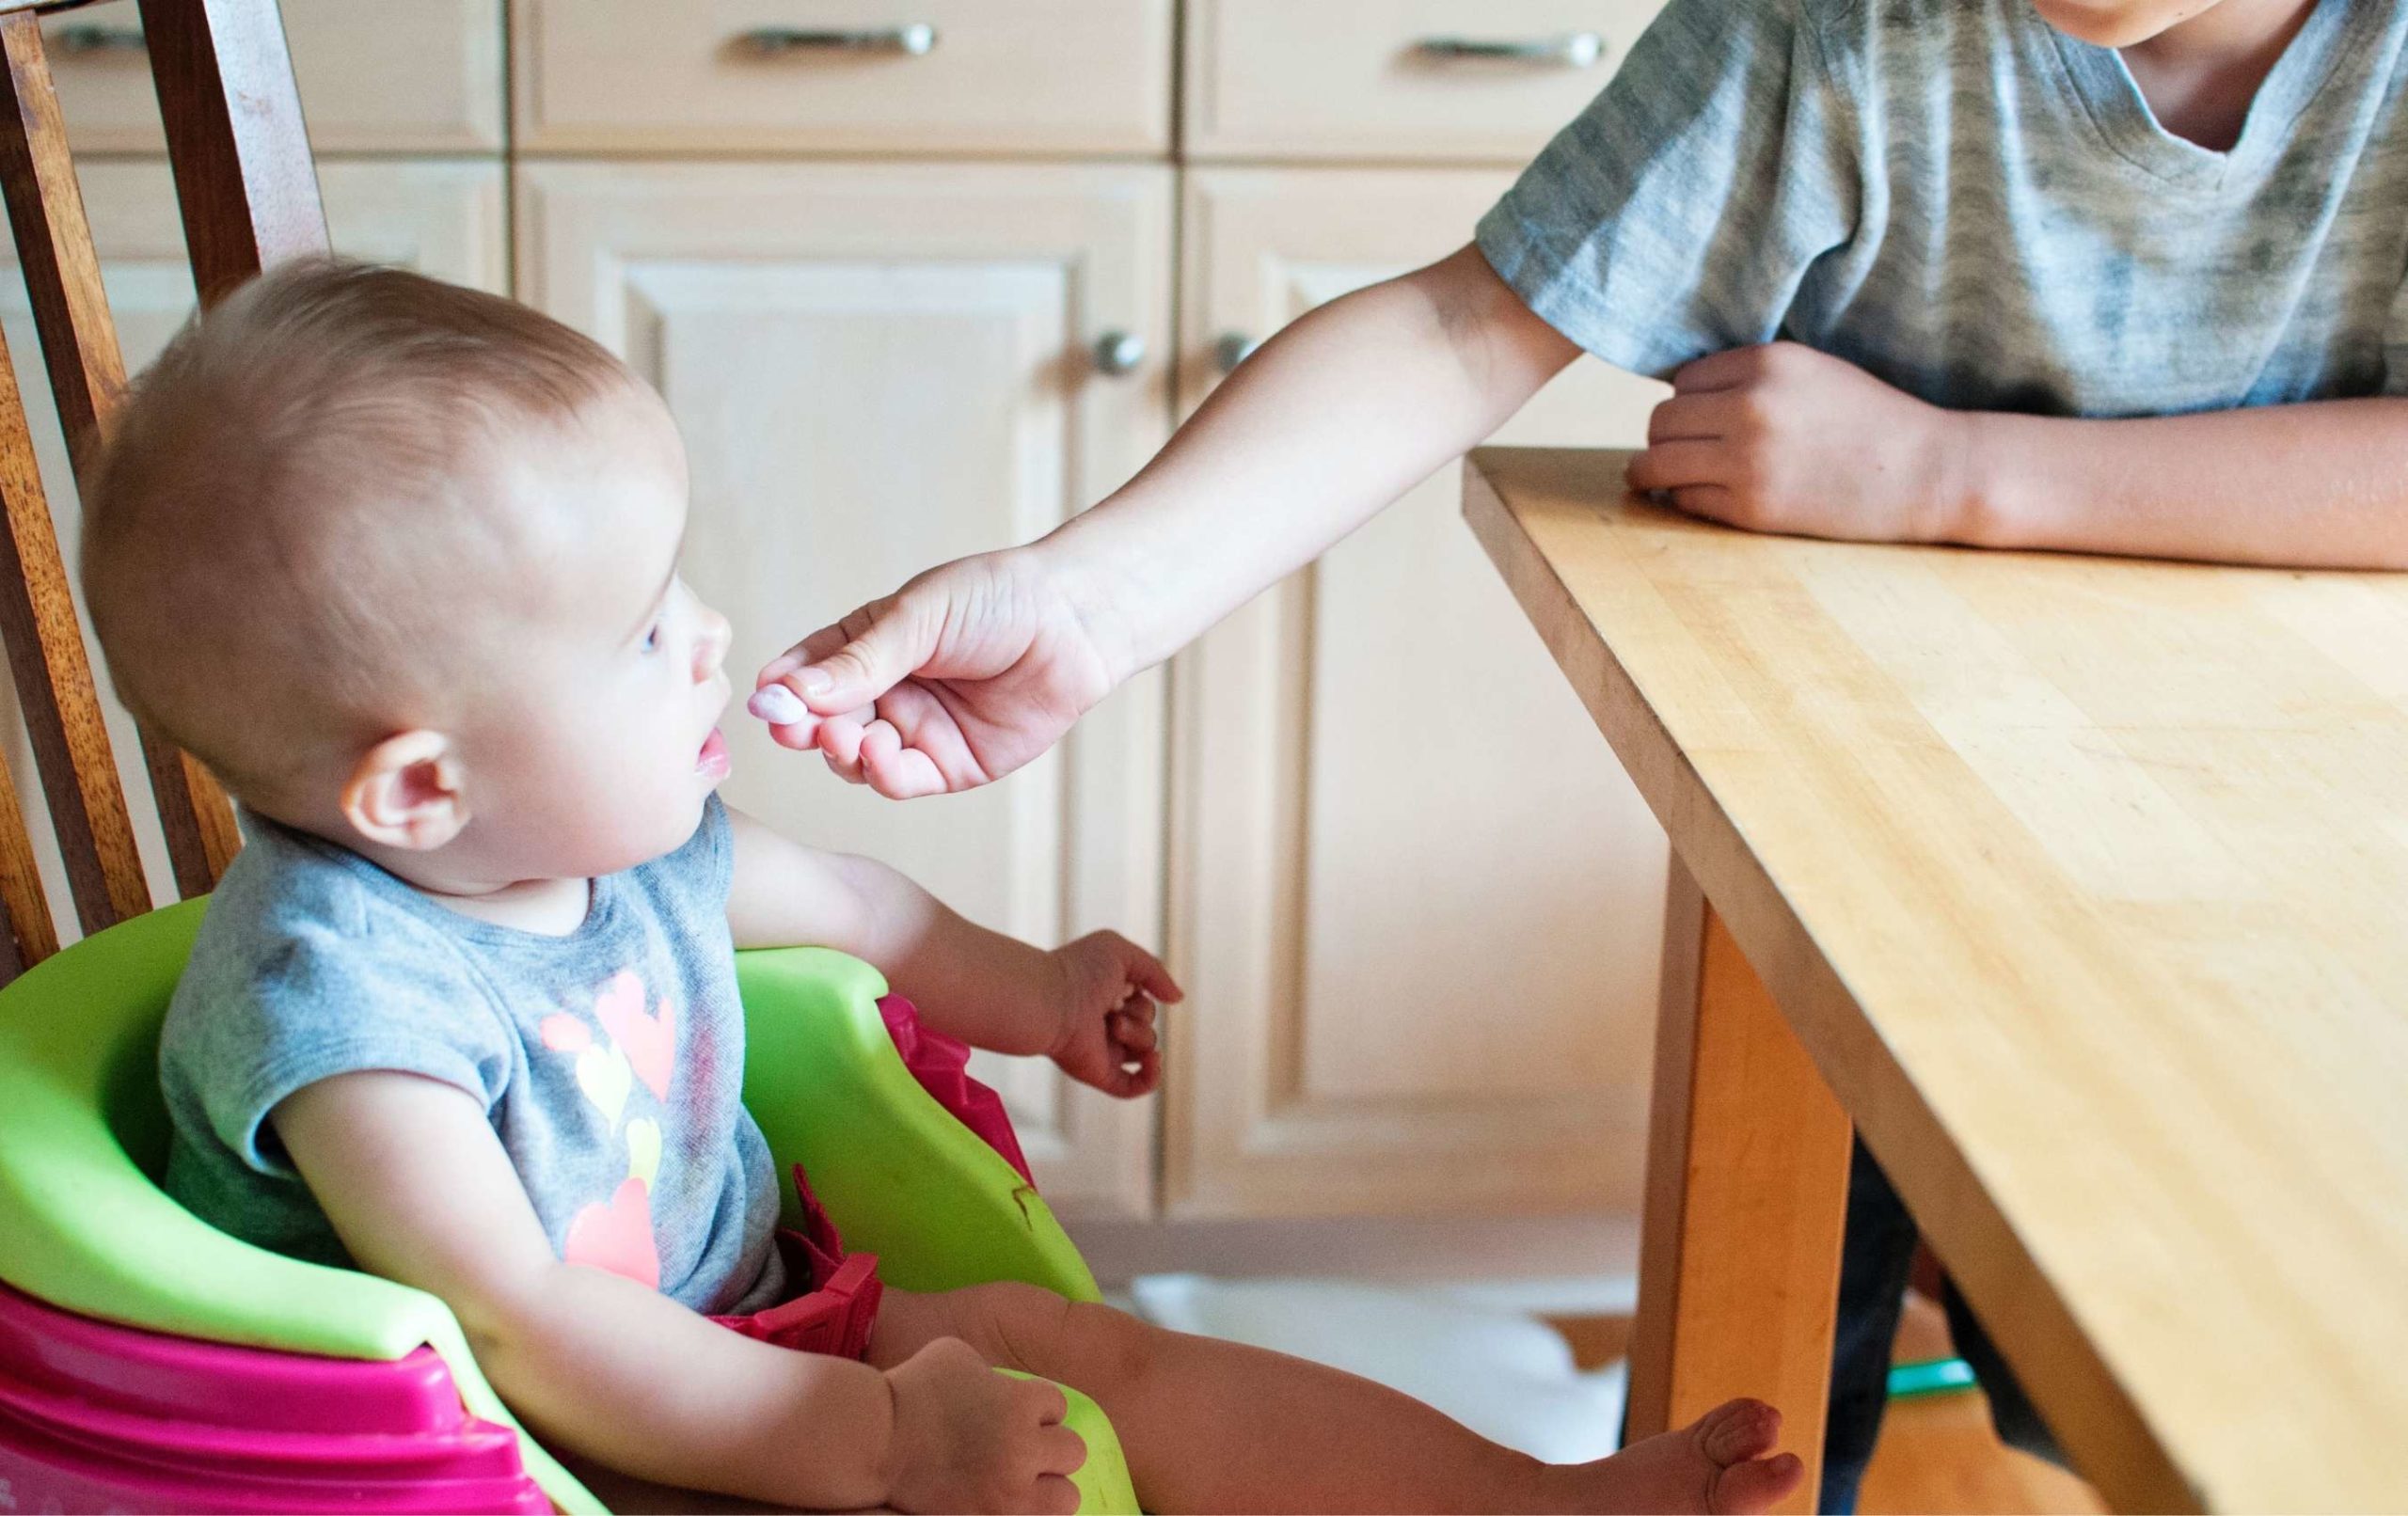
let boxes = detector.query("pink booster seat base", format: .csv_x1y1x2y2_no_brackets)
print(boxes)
0,1279,547,1513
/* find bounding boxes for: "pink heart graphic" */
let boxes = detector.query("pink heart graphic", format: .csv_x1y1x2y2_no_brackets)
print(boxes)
538,1015,591,1052
593,970,676,1101
562,1177,659,1290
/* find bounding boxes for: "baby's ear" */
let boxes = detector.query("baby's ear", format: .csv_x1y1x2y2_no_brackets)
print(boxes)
341,730,468,851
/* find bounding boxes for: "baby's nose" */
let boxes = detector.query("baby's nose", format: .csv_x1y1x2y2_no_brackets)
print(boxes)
694,608,732,680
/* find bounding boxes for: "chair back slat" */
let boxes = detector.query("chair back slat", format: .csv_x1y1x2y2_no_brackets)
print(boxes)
0,11,237,900
0,308,149,941
139,0,329,896
0,744,55,974
139,0,327,301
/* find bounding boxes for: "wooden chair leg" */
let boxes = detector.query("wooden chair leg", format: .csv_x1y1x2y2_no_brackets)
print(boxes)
1626,860,1851,1513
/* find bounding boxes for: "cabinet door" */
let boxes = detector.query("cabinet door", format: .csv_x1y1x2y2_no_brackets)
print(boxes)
519,163,1173,1218
0,159,507,938
1168,167,1671,1219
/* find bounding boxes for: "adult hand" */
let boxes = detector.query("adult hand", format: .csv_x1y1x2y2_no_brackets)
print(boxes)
1628,342,1974,545
749,545,1129,799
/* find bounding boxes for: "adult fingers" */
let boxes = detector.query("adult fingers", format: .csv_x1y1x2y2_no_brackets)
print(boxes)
1646,388,1751,444
1663,483,1747,527
792,589,941,716
857,719,954,800
816,713,869,785
872,682,998,794
758,620,855,686
1670,342,1782,394
1626,440,1738,495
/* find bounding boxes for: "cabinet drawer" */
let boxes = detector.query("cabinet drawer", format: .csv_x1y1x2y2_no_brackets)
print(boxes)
514,2,1173,156
40,0,503,153
1186,0,1662,163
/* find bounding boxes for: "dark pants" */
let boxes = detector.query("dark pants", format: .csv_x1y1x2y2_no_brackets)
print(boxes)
1819,1138,2064,1512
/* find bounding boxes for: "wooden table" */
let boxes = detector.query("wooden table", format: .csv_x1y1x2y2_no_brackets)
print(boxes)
1462,447,2408,1514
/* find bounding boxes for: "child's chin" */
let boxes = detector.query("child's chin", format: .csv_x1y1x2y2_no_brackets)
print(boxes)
576,805,709,878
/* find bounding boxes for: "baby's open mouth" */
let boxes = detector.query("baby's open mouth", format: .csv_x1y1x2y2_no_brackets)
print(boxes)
697,728,731,779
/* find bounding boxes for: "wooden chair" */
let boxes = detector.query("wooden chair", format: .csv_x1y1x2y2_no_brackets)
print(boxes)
0,0,322,982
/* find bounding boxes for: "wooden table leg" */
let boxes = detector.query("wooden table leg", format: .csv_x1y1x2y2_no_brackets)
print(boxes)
1626,860,1853,1512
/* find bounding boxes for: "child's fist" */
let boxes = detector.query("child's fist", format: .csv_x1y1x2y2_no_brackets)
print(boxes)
1047,929,1182,1098
882,1337,1085,1513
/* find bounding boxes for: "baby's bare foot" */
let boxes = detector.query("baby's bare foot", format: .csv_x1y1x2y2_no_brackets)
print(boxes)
1558,1398,1804,1513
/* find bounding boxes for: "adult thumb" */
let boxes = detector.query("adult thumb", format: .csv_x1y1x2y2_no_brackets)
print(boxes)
792,602,933,715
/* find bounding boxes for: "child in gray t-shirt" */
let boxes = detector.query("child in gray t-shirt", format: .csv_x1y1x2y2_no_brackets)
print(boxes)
749,2,2408,1508
89,261,1806,1513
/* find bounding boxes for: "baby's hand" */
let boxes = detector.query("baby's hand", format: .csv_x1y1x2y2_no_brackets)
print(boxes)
1047,929,1182,1098
882,1337,1085,1513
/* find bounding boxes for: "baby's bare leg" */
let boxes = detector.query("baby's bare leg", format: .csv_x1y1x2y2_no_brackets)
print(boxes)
871,1286,1800,1514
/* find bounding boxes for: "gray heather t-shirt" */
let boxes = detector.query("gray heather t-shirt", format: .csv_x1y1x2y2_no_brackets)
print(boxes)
161,796,788,1315
1476,0,2408,417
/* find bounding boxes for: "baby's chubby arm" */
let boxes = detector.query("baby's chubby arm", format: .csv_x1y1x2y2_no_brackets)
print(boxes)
273,1071,1085,1511
725,805,1180,1096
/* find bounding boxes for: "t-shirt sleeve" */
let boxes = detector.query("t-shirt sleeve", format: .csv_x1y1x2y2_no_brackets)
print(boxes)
1474,0,1862,378
166,914,515,1179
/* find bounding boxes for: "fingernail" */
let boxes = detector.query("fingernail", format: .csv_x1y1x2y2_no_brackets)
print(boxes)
799,668,833,697
748,685,808,724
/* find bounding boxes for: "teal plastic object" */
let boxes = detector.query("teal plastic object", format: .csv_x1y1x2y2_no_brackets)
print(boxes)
1887,1356,1978,1399
0,904,1138,1514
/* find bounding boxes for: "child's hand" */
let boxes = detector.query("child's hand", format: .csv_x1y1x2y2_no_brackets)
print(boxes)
1047,929,1182,1098
882,1337,1085,1513
1627,341,1974,545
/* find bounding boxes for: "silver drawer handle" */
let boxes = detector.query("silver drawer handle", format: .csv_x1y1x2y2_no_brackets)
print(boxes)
734,24,938,58
53,24,149,55
1413,33,1606,69
1092,331,1147,376
1212,332,1260,375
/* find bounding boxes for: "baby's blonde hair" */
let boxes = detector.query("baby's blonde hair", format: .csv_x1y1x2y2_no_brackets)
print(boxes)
81,259,634,807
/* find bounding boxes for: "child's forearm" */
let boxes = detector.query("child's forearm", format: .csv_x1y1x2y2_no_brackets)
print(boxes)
471,1262,897,1508
817,851,1067,1054
1039,243,1580,680
1958,397,2408,570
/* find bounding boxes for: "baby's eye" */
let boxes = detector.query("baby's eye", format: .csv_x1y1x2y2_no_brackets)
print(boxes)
641,622,663,654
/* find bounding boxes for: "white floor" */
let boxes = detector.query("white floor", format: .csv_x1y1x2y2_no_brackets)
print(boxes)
1123,1272,1630,1462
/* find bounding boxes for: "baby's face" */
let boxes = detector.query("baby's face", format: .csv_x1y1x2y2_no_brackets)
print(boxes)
455,386,735,881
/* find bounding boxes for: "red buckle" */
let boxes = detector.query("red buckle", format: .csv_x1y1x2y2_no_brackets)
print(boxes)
718,1251,883,1360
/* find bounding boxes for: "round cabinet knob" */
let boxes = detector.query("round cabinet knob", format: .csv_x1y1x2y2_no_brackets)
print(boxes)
1212,332,1260,375
1092,330,1148,376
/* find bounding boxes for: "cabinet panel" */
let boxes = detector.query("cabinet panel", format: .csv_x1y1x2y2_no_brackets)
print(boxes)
1186,0,1662,164
518,161,1173,1217
515,1,1172,157
42,0,504,153
0,159,508,938
1168,167,1672,1219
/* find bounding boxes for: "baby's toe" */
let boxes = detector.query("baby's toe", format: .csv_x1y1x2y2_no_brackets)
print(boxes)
1710,1450,1805,1515
1693,1398,1782,1465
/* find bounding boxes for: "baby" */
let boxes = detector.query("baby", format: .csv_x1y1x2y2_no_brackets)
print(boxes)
85,260,1802,1514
